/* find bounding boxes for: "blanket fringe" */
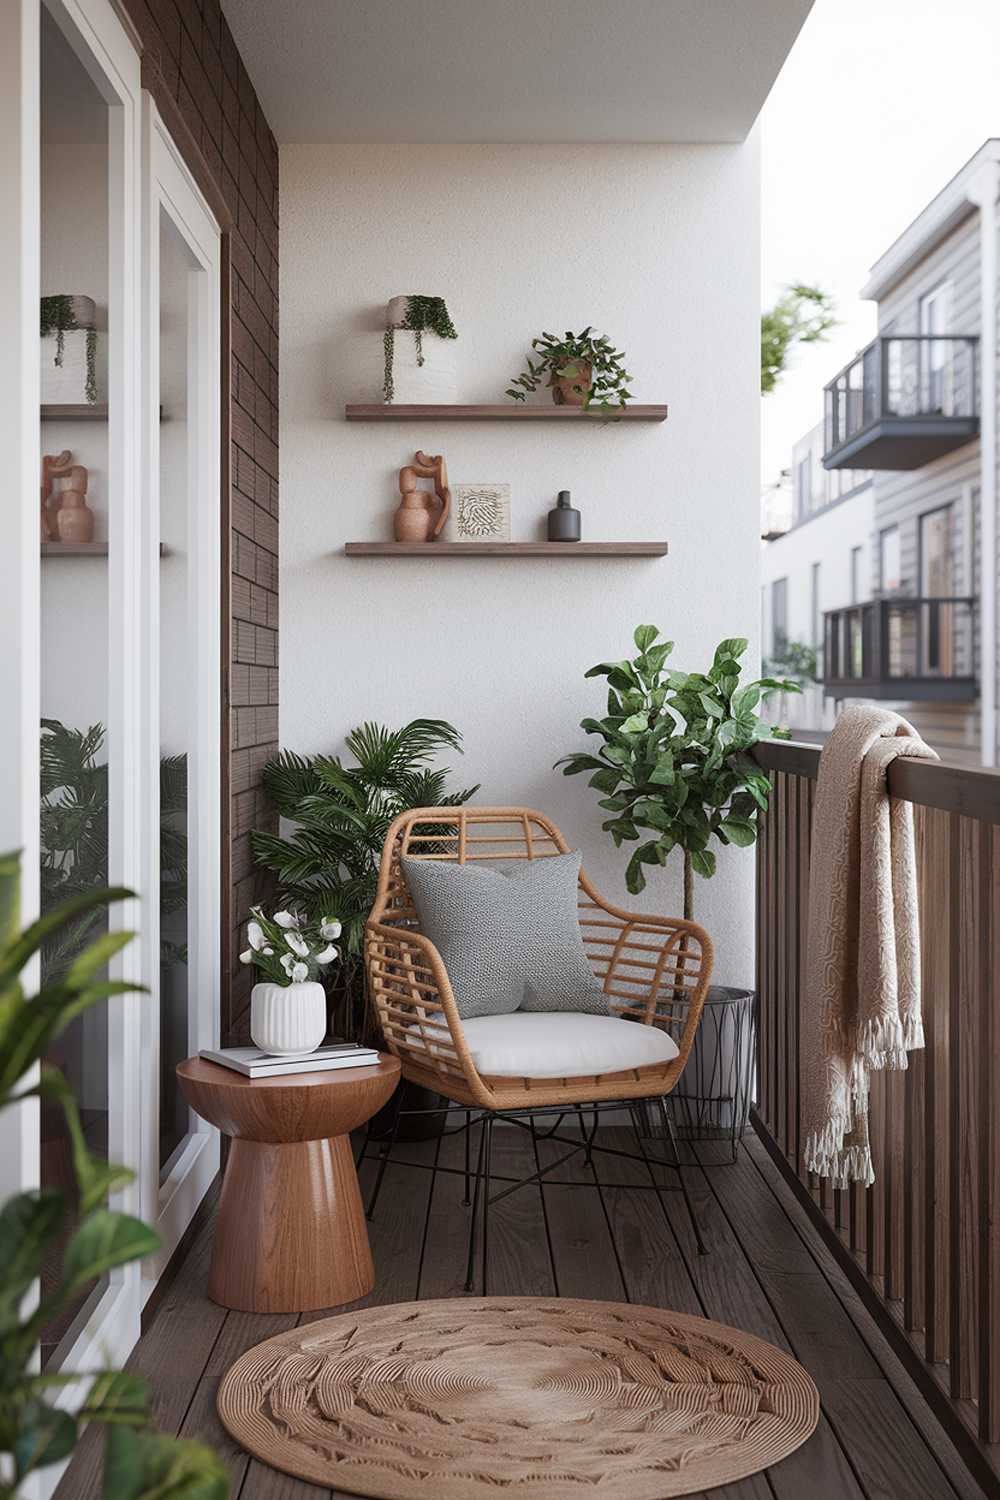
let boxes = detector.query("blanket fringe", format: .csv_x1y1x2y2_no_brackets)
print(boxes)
803,1126,875,1189
856,1012,924,1071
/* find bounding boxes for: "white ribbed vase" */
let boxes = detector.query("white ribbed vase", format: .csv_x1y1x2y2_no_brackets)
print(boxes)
250,980,326,1056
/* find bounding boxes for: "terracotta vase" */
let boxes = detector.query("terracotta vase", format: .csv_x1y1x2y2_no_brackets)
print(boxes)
550,358,593,406
54,466,94,543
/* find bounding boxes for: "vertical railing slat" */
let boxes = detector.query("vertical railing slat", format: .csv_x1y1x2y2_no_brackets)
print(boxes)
775,774,788,1155
980,823,1000,1441
951,816,980,1400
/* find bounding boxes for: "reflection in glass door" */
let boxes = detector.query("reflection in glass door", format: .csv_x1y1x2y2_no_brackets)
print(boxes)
37,0,144,1378
140,96,221,1283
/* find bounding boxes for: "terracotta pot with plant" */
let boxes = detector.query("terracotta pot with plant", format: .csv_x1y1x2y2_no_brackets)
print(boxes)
507,327,633,415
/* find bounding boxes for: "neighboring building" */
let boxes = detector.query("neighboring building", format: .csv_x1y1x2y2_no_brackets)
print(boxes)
819,138,1000,765
761,422,873,731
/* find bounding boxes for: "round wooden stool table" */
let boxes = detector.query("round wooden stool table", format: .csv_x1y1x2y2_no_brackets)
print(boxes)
176,1053,400,1314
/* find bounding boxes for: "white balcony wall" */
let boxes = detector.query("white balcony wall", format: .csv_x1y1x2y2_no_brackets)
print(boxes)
280,140,761,985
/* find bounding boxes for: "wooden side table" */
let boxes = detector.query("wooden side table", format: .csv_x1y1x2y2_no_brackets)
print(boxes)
176,1054,400,1314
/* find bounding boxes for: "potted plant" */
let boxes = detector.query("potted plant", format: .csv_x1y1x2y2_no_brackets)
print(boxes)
0,851,226,1498
251,719,477,1043
506,328,633,414
239,907,341,1055
382,295,458,404
40,293,100,405
556,629,800,1149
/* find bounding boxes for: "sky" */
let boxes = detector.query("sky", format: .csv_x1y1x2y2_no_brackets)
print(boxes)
760,0,1000,487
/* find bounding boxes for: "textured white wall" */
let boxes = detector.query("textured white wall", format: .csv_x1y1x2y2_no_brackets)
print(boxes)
280,142,761,985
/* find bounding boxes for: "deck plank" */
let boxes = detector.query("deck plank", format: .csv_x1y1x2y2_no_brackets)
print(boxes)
56,1124,989,1500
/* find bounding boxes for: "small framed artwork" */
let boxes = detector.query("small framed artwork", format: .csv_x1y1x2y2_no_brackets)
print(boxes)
447,483,511,542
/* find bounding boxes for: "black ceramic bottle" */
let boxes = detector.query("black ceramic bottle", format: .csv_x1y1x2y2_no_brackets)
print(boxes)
547,490,581,542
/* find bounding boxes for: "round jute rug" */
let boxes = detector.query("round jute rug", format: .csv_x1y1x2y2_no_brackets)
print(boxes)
217,1296,820,1500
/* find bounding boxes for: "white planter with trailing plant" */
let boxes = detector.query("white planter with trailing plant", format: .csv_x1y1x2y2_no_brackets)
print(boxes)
239,907,342,1056
382,295,458,404
40,294,106,405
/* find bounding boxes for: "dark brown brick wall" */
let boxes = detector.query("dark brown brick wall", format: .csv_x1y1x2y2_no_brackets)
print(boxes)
121,0,279,1042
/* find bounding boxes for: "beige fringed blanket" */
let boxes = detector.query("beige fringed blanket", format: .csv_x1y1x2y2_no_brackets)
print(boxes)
802,704,938,1188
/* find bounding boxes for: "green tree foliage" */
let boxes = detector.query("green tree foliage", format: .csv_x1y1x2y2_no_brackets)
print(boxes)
761,283,836,395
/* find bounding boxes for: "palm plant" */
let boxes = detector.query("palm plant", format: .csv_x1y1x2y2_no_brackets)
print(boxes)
0,850,226,1498
251,720,477,1038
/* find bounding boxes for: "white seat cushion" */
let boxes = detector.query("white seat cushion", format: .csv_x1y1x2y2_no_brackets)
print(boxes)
407,1010,678,1079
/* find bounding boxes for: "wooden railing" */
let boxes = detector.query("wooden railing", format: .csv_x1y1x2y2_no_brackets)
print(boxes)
752,738,1000,1484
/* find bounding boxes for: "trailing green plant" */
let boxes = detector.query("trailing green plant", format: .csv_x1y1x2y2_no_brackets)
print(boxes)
556,628,800,920
39,720,187,982
382,296,458,401
0,850,227,1499
40,295,98,405
761,283,835,395
251,720,477,1038
506,328,633,415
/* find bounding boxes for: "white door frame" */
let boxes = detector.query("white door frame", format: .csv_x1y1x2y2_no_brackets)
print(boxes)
0,0,42,1214
140,93,221,1289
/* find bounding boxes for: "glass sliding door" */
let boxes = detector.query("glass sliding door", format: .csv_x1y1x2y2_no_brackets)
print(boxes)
140,95,221,1282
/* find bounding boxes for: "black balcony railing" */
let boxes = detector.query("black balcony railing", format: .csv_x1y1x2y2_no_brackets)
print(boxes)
823,336,979,469
823,596,977,700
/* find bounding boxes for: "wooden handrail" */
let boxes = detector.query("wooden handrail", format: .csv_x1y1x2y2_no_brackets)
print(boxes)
753,737,1000,825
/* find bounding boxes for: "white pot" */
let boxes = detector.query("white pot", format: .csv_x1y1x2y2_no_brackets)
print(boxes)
250,980,327,1056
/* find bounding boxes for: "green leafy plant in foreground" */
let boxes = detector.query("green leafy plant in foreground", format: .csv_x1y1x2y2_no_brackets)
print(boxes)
251,720,477,1039
557,629,800,920
0,850,226,1499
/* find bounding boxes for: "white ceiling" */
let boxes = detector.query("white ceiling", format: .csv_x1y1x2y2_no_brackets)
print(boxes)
221,0,812,145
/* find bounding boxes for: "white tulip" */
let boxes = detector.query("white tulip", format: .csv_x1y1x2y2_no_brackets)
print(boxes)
273,911,297,929
314,944,338,965
320,919,342,940
285,931,310,958
280,952,295,975
262,946,274,955
247,920,265,952
290,961,309,983
239,948,253,965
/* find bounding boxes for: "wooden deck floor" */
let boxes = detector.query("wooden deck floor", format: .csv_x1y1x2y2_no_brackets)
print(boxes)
59,1123,988,1500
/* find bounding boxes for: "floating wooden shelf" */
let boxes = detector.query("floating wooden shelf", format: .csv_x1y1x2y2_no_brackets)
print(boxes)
344,541,668,558
41,542,171,557
41,404,108,421
344,403,668,423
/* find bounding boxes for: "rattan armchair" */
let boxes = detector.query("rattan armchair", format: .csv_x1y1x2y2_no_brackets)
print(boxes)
362,806,714,1287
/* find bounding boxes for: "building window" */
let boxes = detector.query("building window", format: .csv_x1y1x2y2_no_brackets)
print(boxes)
795,453,812,523
919,281,954,414
810,562,821,650
850,545,863,604
879,526,901,594
771,577,788,656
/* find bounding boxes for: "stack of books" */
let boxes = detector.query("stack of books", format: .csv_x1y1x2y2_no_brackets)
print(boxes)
199,1042,380,1078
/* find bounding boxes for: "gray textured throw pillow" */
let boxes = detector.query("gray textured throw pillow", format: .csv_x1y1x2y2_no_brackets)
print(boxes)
401,851,608,1019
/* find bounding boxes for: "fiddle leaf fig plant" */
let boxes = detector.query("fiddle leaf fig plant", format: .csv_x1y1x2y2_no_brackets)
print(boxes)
556,628,800,919
506,328,633,415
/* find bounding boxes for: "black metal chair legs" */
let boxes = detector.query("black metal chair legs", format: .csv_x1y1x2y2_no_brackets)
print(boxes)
358,1096,709,1294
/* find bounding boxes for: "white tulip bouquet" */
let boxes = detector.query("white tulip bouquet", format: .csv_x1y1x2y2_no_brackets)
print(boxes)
239,906,341,986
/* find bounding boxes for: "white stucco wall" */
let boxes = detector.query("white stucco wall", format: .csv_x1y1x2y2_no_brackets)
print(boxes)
279,141,761,986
